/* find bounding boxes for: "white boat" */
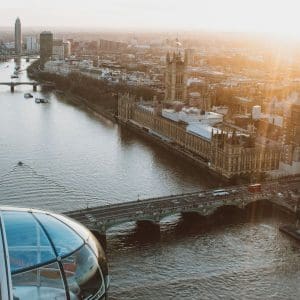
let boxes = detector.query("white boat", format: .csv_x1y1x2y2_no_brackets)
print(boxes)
35,98,41,104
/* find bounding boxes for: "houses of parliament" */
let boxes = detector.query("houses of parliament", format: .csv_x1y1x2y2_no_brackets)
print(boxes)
117,51,298,180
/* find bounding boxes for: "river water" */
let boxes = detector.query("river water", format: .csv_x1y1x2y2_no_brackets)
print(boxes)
0,59,299,299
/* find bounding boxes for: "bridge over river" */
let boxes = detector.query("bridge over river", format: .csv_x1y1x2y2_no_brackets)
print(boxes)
66,177,300,235
0,81,55,92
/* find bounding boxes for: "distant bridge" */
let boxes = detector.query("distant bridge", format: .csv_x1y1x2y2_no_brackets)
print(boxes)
0,81,55,92
0,54,39,60
66,177,300,235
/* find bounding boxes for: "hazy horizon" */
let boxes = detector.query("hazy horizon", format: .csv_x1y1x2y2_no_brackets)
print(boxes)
2,0,300,39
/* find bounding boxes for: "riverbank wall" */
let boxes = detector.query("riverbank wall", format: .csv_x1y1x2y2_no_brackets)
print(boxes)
117,118,229,183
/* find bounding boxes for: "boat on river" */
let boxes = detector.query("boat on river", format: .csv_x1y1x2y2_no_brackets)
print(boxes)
35,98,49,104
24,93,33,99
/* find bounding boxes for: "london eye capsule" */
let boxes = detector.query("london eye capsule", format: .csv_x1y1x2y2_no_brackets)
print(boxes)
0,206,109,299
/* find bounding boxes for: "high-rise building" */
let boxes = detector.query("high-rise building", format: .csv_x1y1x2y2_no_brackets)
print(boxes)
280,96,300,166
52,39,64,60
165,52,187,102
291,103,300,145
25,36,38,54
63,41,71,58
40,31,53,63
289,102,300,163
14,17,22,55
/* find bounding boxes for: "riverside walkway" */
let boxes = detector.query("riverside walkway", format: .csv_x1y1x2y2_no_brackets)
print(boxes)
66,177,300,233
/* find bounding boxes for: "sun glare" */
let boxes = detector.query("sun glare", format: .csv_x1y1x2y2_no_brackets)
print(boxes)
1,0,300,39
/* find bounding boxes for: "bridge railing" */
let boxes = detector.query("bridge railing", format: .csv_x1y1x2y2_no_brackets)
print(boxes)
66,178,299,225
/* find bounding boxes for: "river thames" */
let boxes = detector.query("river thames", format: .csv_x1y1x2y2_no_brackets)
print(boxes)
0,59,299,299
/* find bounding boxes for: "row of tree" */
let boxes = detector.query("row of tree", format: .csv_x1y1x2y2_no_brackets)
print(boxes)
28,60,157,114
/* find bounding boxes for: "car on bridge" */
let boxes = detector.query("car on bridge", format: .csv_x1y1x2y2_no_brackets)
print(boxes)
248,183,262,193
212,189,230,197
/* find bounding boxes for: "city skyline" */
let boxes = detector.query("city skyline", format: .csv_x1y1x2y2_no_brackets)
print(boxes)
1,0,300,38
0,1,300,299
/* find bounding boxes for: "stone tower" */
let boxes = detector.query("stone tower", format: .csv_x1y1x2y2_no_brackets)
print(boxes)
164,51,187,102
117,94,135,122
15,17,22,55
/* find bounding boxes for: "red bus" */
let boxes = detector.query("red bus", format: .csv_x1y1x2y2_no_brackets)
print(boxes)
248,183,262,193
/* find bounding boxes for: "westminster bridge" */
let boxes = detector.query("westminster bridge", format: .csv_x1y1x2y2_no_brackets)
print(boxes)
66,177,300,235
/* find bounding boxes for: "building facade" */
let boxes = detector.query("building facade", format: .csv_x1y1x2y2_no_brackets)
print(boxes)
290,103,300,147
99,39,127,52
118,95,282,179
25,36,38,54
52,39,64,60
14,17,22,55
210,133,281,179
40,31,53,64
63,41,71,58
165,52,187,102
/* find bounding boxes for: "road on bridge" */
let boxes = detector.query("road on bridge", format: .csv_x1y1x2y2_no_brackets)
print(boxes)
66,178,300,231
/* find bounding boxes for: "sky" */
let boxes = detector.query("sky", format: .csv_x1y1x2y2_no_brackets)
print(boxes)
1,0,300,36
